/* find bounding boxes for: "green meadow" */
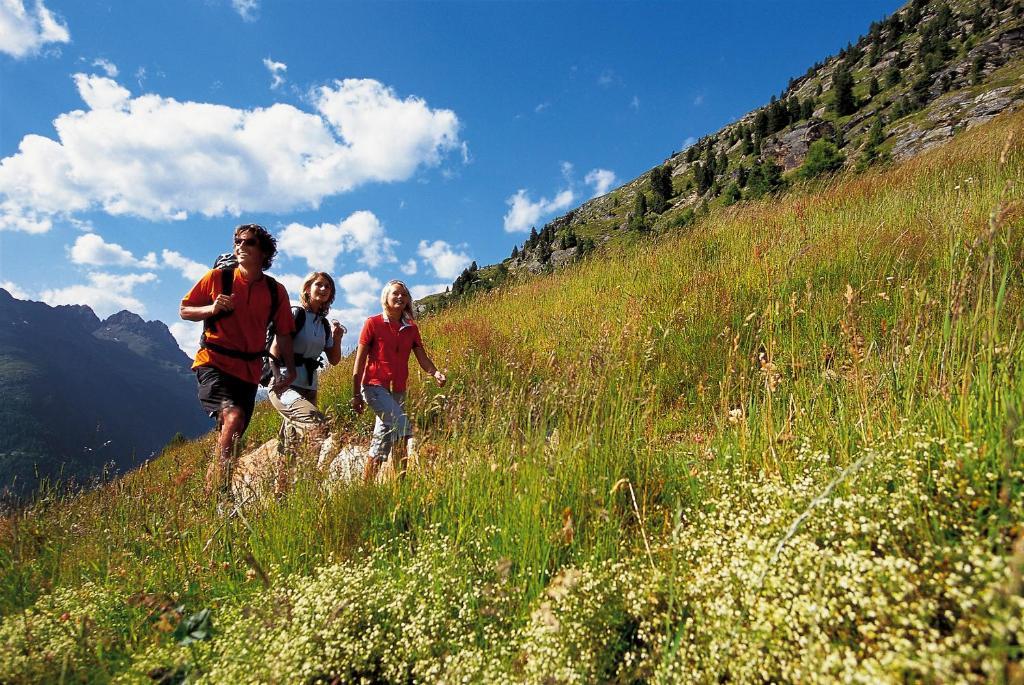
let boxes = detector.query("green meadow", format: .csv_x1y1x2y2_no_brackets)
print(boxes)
1,111,1022,683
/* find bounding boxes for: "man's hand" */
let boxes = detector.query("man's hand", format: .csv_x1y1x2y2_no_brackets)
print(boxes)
272,368,297,395
350,395,365,414
211,294,235,316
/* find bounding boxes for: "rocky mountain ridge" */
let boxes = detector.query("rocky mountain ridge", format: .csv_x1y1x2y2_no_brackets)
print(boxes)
421,0,1024,309
0,290,209,497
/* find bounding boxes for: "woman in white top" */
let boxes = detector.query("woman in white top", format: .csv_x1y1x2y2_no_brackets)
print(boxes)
269,272,345,493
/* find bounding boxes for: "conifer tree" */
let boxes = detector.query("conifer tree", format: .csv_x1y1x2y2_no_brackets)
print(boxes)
801,97,816,119
831,63,857,116
972,53,987,84
649,165,673,214
797,139,845,179
722,182,741,206
527,226,538,249
856,115,889,171
868,76,880,98
885,66,902,88
511,245,519,260
746,159,786,199
628,192,648,231
754,110,770,138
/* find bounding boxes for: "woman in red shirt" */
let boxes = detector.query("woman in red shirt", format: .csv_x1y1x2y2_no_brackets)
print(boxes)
351,279,446,482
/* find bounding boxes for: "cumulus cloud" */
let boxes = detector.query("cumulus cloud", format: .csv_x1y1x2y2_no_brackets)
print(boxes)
337,270,381,309
630,95,640,112
584,168,617,198
502,188,574,233
400,258,417,276
0,75,462,232
231,0,259,21
170,320,202,359
409,283,448,300
263,57,286,89
40,271,157,317
0,0,70,58
258,272,302,303
278,211,397,272
682,135,697,149
162,249,208,281
417,239,471,280
1,279,31,299
69,233,157,268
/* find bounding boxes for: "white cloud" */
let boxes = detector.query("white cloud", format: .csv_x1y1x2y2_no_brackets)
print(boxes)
69,233,157,268
1,280,31,299
417,239,471,279
278,210,398,272
400,258,417,276
231,0,259,21
682,135,697,149
266,271,305,301
502,188,574,233
535,102,550,113
597,70,616,87
0,0,70,59
263,57,286,89
693,93,705,106
337,270,381,309
409,283,447,300
630,95,640,112
40,271,157,317
584,168,617,198
0,75,462,232
161,249,208,281
91,58,118,77
170,320,202,359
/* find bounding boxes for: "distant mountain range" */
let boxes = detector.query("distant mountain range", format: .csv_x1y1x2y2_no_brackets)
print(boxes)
0,289,209,497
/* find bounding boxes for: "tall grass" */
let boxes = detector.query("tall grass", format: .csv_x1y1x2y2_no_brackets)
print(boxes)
1,112,1022,683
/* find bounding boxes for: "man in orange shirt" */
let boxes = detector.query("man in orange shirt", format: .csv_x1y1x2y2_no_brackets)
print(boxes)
180,224,296,500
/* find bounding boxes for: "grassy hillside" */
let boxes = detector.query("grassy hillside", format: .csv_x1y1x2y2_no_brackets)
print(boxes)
1,111,1022,683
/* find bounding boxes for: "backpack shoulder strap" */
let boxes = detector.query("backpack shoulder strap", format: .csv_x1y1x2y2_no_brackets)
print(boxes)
265,275,279,329
203,267,235,334
220,266,234,297
292,306,306,338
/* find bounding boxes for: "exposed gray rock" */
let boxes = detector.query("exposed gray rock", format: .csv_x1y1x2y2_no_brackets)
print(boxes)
761,119,835,170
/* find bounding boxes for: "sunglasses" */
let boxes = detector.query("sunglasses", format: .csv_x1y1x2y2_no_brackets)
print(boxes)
234,237,258,247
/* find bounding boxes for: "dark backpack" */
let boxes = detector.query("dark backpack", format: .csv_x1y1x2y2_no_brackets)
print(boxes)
198,256,281,374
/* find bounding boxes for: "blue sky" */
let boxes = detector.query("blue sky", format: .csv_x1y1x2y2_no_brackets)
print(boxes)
0,0,903,355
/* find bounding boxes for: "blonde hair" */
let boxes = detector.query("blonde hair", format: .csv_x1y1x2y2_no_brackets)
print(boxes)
299,272,336,316
381,279,415,322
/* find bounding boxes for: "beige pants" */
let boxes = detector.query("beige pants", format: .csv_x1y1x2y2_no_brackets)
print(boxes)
269,387,328,457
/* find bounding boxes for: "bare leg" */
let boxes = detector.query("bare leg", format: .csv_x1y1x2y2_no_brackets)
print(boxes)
207,406,245,497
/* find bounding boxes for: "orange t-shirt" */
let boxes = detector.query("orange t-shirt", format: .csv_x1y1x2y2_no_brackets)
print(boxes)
182,269,294,384
359,314,423,392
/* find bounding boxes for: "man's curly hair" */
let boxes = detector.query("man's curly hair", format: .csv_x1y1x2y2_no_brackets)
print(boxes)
233,223,277,270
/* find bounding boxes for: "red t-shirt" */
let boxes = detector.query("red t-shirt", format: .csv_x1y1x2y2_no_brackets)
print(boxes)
359,314,423,392
182,269,294,384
